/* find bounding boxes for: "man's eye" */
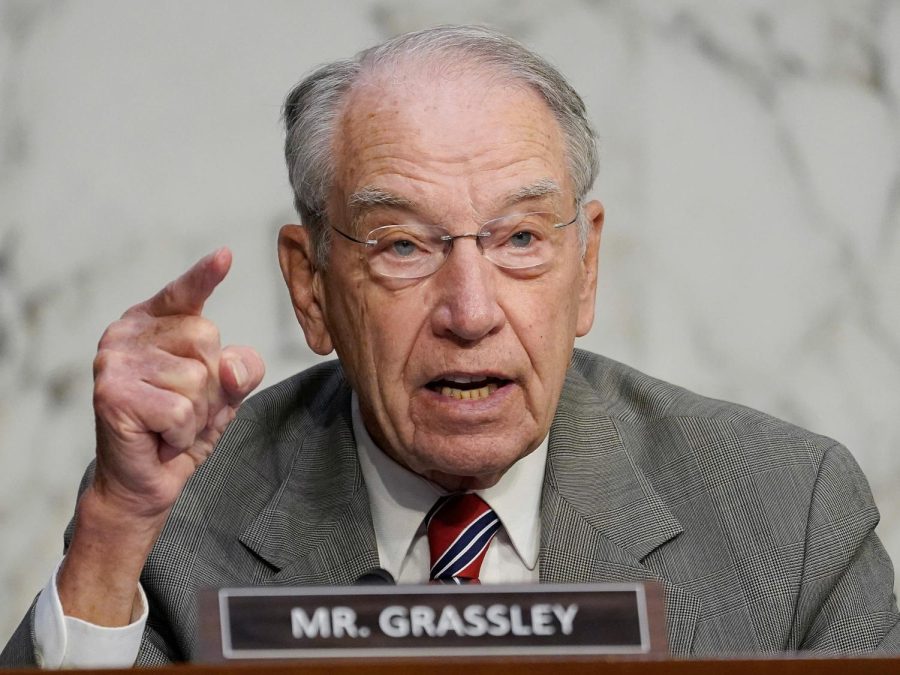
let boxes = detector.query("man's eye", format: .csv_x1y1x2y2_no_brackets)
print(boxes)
374,232,431,259
392,239,417,257
508,231,534,248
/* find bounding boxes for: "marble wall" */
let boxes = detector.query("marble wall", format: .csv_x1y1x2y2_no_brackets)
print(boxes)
1,0,898,645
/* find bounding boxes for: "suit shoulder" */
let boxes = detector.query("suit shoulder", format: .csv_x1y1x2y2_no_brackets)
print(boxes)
203,359,351,483
234,359,349,431
568,348,840,459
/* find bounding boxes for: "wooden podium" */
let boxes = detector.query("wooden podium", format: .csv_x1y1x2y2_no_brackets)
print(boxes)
2,655,900,674
7,584,894,672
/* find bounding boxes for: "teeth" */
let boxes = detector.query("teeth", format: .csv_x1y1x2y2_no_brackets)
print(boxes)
445,375,487,385
439,383,499,400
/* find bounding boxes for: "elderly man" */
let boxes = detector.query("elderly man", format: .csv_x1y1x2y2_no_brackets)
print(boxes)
3,26,899,668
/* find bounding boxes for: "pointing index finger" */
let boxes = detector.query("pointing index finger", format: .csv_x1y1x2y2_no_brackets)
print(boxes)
138,247,232,318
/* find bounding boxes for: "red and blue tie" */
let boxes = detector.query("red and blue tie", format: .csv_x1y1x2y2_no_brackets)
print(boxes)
426,493,501,583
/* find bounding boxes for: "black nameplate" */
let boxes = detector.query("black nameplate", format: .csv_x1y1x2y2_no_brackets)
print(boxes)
197,583,666,661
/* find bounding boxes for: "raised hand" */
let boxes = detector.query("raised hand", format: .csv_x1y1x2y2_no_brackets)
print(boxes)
91,247,264,518
58,248,265,626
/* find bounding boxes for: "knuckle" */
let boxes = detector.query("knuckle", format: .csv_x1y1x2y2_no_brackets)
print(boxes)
195,318,221,347
159,281,179,308
169,396,196,429
178,316,220,349
92,372,126,414
98,316,152,355
92,347,124,380
97,319,133,350
92,349,111,378
92,376,113,408
183,359,209,392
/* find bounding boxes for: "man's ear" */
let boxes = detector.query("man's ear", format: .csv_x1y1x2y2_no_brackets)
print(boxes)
576,199,604,337
278,224,334,355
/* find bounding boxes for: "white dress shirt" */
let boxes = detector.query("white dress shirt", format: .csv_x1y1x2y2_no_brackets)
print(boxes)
351,393,544,584
33,394,547,667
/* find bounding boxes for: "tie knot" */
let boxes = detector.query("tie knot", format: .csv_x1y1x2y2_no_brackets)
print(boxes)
426,493,500,583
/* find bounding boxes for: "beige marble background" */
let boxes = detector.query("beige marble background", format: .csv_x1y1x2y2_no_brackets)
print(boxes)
2,0,899,645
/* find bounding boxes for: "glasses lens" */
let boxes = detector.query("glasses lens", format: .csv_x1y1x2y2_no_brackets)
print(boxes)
366,224,447,279
480,212,561,269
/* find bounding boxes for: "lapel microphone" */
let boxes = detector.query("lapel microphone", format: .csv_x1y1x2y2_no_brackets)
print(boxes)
354,568,396,585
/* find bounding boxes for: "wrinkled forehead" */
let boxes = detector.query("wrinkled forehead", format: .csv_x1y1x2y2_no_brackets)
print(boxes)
329,64,572,213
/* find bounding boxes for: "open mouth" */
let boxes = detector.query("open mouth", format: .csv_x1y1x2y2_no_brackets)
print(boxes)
427,375,510,401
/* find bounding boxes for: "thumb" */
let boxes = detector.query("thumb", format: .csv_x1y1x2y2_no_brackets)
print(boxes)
219,346,266,406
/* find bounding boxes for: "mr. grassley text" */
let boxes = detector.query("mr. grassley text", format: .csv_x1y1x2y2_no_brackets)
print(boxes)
291,603,580,640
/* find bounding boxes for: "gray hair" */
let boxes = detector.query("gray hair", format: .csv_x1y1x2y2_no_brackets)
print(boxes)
282,25,599,268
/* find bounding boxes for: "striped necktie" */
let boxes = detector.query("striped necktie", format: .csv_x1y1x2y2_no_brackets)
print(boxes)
426,493,501,583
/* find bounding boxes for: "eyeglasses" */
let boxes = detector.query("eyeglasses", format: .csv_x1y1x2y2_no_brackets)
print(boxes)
330,206,581,280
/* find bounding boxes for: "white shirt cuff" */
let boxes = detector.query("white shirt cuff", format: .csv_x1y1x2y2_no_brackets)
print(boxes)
33,559,147,669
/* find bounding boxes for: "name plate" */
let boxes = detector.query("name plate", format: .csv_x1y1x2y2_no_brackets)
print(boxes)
197,582,666,661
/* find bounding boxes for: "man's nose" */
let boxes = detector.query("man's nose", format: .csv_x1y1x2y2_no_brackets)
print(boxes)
429,239,506,342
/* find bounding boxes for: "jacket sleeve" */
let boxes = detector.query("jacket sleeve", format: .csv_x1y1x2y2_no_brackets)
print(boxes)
795,443,900,651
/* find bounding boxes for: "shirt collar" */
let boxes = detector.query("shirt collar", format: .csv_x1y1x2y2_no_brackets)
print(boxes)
352,392,546,578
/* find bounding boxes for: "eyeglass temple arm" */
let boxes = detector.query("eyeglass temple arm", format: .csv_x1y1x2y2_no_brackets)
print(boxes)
330,224,375,246
554,201,582,230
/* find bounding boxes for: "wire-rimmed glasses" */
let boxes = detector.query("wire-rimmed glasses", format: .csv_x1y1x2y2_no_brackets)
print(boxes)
330,205,581,280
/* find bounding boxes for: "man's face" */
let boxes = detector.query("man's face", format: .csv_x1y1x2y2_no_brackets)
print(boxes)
282,69,603,490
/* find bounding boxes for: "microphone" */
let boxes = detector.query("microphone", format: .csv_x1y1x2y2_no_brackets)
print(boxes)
355,567,396,585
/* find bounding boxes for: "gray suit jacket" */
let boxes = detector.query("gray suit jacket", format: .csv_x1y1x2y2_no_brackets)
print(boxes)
3,349,899,665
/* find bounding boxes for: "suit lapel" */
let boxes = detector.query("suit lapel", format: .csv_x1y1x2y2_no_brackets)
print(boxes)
239,387,380,586
540,366,702,655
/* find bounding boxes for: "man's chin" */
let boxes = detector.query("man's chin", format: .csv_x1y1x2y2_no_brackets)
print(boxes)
406,433,537,491
400,386,545,487
414,457,514,491
423,469,506,492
